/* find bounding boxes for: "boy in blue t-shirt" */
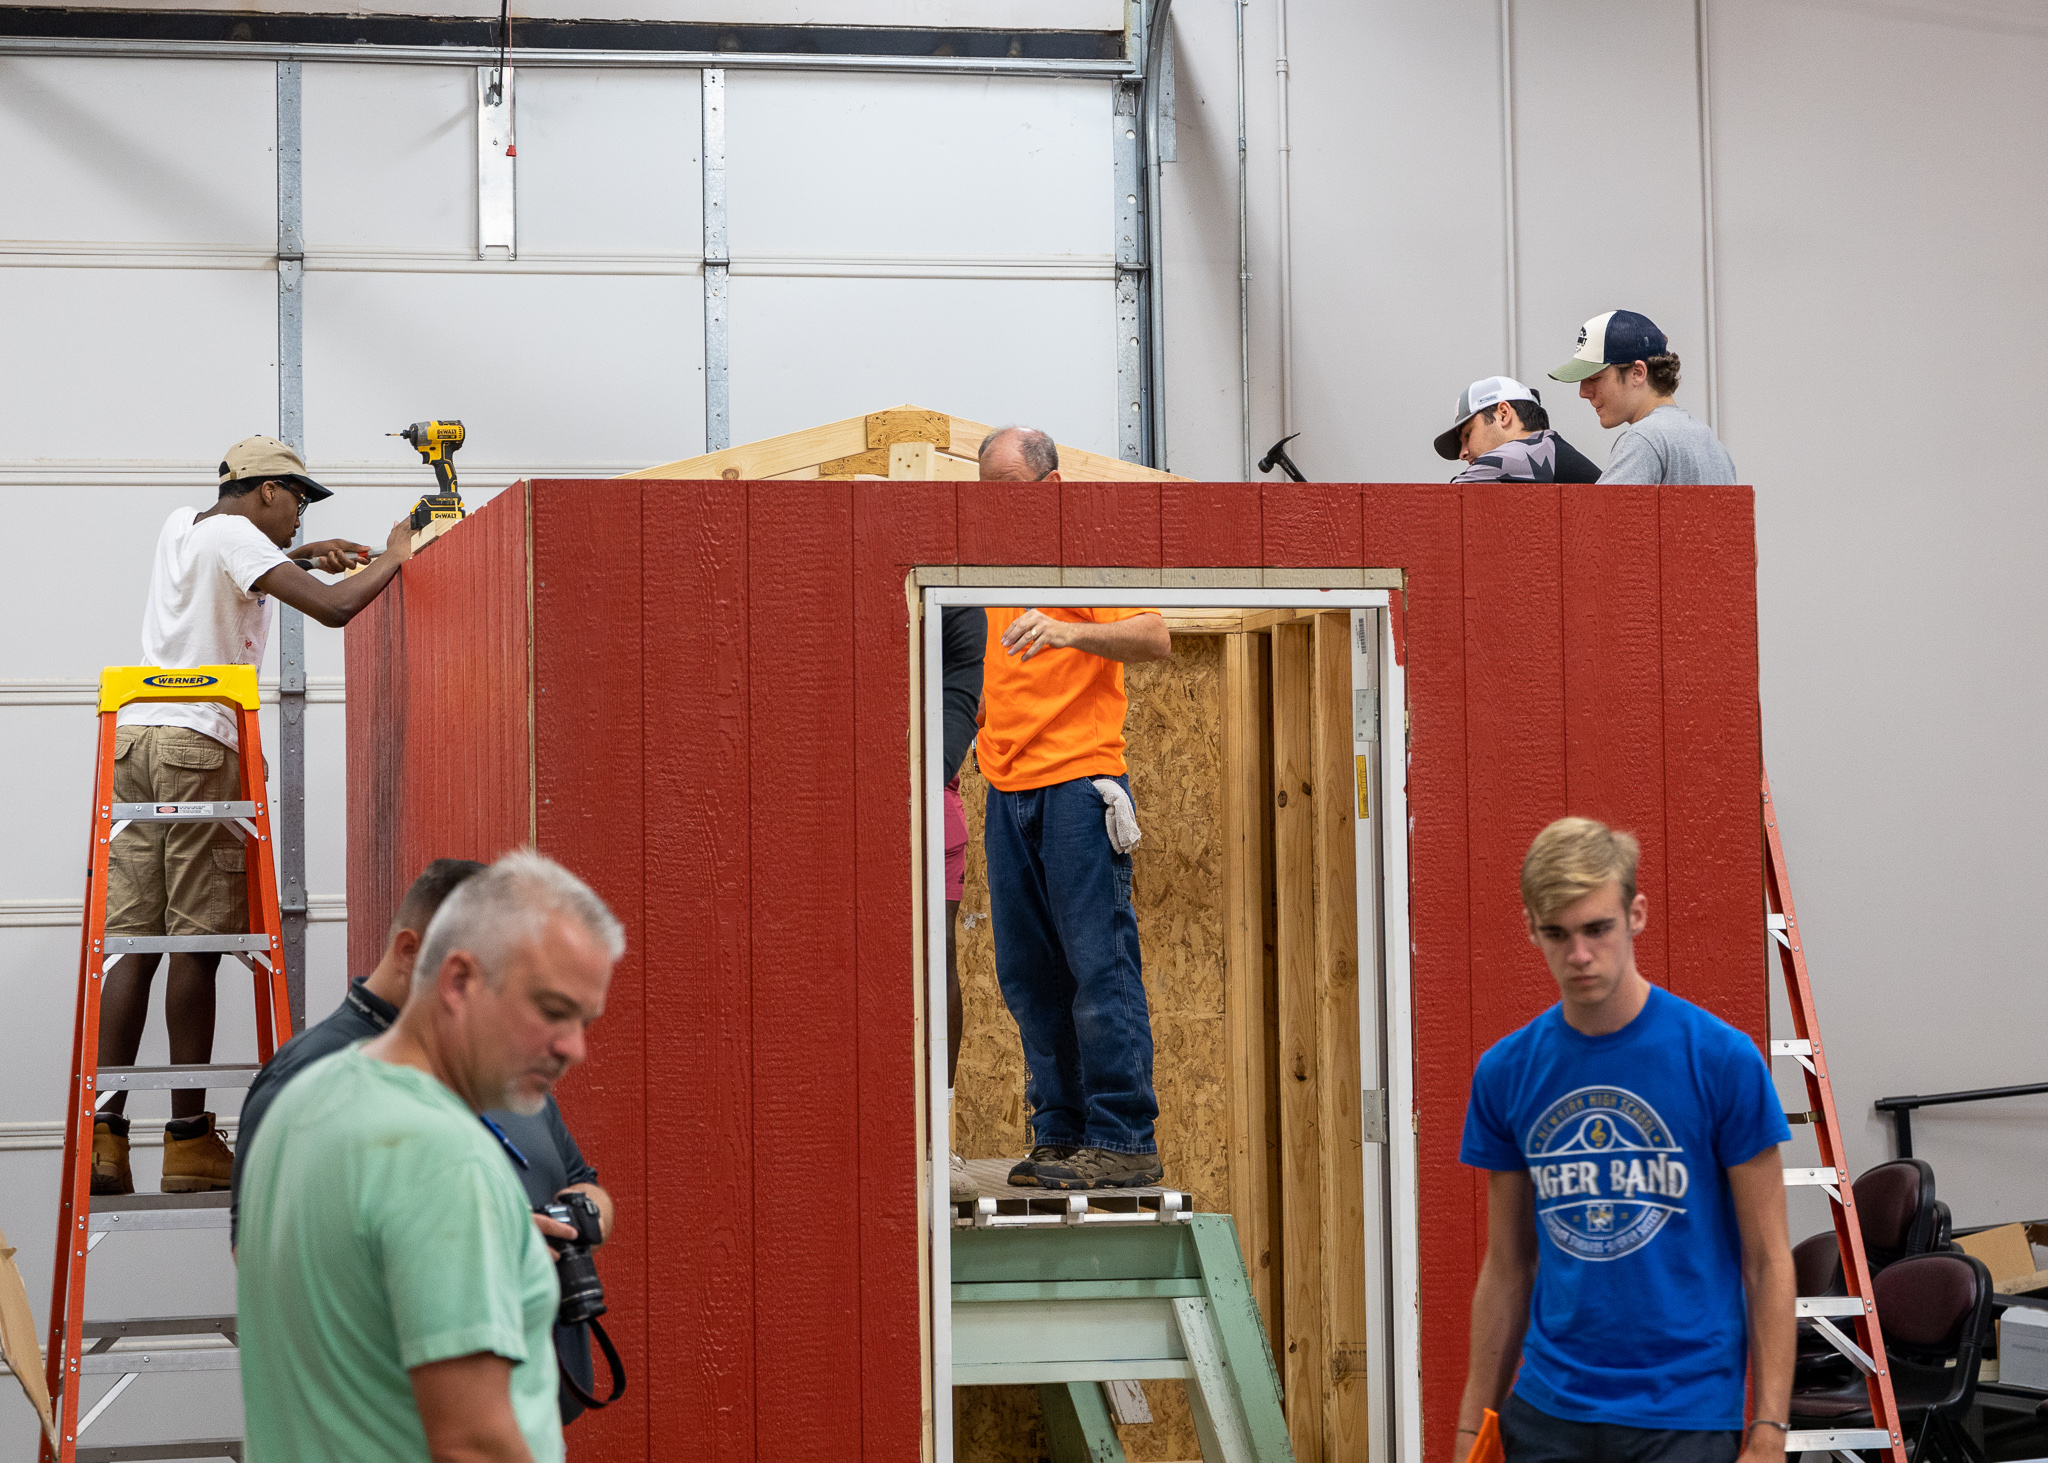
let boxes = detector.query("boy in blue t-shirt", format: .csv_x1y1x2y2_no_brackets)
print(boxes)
1455,818,1796,1463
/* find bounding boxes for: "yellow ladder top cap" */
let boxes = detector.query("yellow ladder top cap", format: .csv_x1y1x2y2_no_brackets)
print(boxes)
98,665,262,713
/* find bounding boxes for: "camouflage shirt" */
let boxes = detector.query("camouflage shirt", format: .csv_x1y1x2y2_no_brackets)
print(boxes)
1451,429,1601,484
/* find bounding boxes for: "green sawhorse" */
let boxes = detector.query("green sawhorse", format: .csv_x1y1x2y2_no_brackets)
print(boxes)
952,1212,1295,1462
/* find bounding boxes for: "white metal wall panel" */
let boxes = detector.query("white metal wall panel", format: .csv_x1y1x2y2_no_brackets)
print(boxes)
1282,1,1511,485
303,273,706,470
727,275,1118,454
515,69,705,257
725,72,1112,262
0,0,1126,24
1711,0,2048,1227
0,485,226,676
303,63,477,253
1507,1,1709,460
1,43,1120,1418
1160,0,2048,1242
0,57,276,248
0,270,278,460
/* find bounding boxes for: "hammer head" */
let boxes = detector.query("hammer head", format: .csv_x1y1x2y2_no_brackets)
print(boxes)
1258,433,1307,482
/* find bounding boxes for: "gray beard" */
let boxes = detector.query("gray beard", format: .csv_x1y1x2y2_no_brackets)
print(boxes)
499,1082,547,1117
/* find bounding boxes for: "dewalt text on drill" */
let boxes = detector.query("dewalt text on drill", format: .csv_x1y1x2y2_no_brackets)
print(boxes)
390,420,466,532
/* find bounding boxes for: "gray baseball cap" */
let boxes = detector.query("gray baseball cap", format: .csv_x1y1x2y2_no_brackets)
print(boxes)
1434,376,1539,460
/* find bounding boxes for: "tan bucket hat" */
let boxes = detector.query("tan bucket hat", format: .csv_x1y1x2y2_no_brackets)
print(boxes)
219,436,331,502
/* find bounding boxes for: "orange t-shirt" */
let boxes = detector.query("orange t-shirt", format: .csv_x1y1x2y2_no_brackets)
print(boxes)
976,607,1157,792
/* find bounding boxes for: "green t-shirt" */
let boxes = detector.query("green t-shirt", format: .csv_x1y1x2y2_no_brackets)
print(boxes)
236,1045,563,1462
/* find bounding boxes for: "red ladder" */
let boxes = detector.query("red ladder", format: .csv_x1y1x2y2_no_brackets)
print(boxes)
1764,768,1908,1463
41,665,294,1463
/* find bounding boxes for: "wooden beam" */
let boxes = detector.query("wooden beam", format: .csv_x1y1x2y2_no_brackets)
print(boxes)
1312,612,1369,1456
822,408,954,476
1240,606,1327,633
946,414,1189,482
622,402,1181,485
1270,620,1322,1461
1222,633,1279,1344
618,412,868,481
888,441,979,481
1161,609,1245,635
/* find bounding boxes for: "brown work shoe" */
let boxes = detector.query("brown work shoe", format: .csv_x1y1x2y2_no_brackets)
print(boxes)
91,1113,133,1196
1034,1148,1163,1191
1007,1144,1078,1188
161,1113,233,1193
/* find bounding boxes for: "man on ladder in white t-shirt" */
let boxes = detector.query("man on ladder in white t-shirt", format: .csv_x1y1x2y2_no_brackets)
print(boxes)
94,435,413,1196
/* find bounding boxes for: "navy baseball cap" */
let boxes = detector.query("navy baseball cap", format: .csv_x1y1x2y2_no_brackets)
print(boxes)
1550,310,1668,383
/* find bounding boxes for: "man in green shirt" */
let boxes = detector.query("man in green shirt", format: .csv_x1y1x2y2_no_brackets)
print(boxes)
237,850,623,1463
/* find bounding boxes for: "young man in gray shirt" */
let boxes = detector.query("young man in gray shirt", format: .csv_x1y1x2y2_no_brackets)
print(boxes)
1550,310,1737,485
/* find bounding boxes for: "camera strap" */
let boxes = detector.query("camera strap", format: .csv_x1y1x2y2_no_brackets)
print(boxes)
559,1317,627,1411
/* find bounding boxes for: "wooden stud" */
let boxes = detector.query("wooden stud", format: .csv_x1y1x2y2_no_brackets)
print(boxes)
624,403,1184,486
1222,633,1279,1344
945,412,1188,482
618,412,868,481
887,441,979,481
1270,621,1322,1461
1162,608,1245,635
1312,612,1370,1456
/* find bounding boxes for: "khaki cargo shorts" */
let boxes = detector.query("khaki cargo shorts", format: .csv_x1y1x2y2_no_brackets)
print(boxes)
105,726,249,937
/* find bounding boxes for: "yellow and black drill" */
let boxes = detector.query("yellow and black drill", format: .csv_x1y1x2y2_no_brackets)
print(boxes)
391,420,466,532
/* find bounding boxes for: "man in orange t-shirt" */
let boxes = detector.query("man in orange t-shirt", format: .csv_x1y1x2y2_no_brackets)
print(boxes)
976,427,1173,1191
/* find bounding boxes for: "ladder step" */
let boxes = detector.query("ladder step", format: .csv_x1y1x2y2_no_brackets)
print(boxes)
83,1315,236,1339
104,934,274,956
1772,1039,1813,1056
110,802,259,823
97,1064,260,1091
1785,1430,1893,1452
81,1344,238,1375
77,1443,241,1463
1798,1296,1870,1317
1784,1166,1841,1188
89,1193,230,1233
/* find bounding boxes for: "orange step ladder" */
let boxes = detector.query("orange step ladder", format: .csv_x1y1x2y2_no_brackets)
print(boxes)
40,666,294,1463
1765,768,1908,1463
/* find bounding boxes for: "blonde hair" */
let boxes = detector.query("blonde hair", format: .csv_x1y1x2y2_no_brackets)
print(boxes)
1521,817,1641,921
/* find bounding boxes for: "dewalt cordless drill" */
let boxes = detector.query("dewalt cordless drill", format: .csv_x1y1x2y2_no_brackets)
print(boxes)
390,421,466,532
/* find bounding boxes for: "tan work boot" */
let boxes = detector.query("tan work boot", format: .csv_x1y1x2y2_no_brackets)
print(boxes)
91,1113,133,1196
161,1113,233,1193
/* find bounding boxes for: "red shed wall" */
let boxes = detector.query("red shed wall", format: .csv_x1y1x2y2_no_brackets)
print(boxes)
346,479,1761,1461
344,483,531,976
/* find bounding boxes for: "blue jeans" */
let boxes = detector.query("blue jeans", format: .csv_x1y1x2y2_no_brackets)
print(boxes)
983,775,1157,1155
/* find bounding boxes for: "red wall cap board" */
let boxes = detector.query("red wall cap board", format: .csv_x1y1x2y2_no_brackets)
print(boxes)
345,479,1762,1461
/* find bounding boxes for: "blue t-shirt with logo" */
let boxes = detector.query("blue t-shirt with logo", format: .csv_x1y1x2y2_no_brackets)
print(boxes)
1459,984,1790,1430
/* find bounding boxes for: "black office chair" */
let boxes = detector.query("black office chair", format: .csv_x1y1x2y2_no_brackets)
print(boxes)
1794,1160,1944,1384
1791,1251,1995,1463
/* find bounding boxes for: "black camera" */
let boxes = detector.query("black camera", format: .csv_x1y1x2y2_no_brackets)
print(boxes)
536,1190,606,1326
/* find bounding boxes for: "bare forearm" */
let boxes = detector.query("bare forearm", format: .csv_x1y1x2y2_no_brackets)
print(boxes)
1064,614,1170,663
1458,1262,1532,1434
256,552,404,629
1745,1249,1796,1424
319,552,405,626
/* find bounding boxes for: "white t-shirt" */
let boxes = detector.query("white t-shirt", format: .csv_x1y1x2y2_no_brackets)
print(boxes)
119,506,290,748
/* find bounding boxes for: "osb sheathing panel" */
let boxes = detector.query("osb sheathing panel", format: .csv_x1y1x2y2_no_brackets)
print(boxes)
952,637,1226,1463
